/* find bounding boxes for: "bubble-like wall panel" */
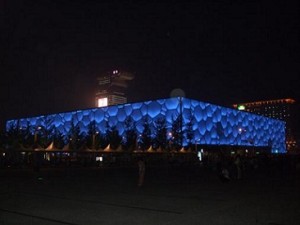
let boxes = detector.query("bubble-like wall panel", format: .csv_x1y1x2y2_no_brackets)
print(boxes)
6,97,286,153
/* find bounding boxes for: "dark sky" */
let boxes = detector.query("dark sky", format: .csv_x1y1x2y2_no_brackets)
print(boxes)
0,0,299,129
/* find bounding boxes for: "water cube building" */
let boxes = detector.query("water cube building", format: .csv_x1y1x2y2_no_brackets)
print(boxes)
6,97,286,153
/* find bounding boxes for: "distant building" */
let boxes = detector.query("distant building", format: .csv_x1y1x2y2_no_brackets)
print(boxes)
233,98,297,151
95,70,134,107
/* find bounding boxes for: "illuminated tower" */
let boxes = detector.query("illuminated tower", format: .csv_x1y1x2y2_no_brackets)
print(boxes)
233,98,297,151
95,70,134,107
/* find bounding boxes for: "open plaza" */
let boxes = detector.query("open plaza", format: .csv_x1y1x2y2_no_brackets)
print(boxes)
1,154,300,225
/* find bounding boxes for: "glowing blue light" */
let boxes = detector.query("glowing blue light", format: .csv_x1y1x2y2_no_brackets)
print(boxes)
6,97,286,153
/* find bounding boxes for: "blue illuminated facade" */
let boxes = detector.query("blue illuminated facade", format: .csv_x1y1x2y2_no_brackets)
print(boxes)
6,97,286,153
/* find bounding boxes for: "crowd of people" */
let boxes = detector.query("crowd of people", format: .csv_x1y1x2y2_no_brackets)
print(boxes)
212,152,300,183
1,149,300,187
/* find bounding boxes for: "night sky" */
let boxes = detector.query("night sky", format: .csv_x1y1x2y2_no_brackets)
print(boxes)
1,0,299,130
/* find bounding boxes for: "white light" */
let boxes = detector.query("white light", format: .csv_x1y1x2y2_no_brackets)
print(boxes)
98,97,108,107
197,151,202,161
96,156,103,162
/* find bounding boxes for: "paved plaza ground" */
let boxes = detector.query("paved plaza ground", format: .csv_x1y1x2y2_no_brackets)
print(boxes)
0,162,300,225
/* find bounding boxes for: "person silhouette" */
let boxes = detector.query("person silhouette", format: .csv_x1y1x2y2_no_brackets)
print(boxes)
234,154,242,179
137,157,145,187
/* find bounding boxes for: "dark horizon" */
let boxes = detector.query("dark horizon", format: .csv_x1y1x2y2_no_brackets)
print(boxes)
1,1,299,130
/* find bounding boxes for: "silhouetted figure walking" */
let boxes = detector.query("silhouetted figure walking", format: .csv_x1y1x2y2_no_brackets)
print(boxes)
234,154,242,180
137,157,145,187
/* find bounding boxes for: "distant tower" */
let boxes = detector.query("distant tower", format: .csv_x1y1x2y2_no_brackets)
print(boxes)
95,70,134,107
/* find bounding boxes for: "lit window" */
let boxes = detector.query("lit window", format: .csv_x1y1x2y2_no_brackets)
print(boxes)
98,97,108,107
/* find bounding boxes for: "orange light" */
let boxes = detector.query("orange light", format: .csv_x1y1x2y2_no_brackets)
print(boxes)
233,98,296,108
